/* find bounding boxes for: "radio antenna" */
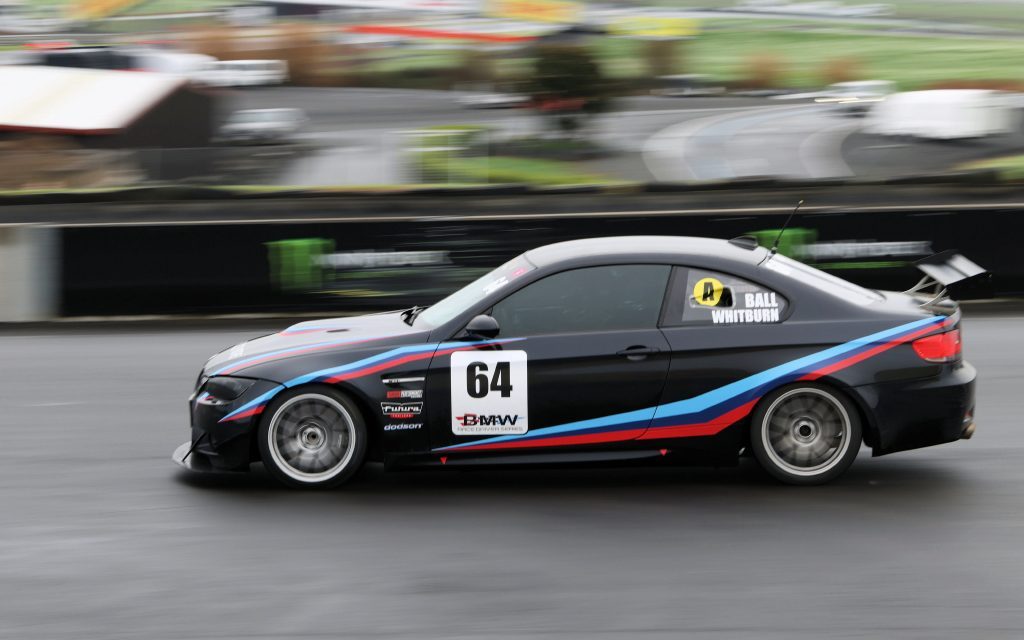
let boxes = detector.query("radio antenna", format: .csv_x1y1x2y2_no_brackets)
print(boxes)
770,200,803,256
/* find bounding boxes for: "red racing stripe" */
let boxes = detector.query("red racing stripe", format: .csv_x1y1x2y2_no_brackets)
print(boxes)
800,319,952,382
345,24,535,43
220,405,265,423
448,428,648,452
324,344,493,383
638,398,760,440
218,337,388,375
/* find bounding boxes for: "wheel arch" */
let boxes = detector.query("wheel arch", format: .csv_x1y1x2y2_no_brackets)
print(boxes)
328,381,383,462
751,376,878,449
249,381,383,463
808,375,878,449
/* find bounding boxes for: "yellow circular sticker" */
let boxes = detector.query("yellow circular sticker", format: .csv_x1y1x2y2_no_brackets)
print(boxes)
693,277,724,307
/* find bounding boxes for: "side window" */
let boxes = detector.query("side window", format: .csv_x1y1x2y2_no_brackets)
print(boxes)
491,265,671,337
663,267,788,326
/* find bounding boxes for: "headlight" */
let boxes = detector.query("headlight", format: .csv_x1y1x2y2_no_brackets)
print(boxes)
202,377,256,402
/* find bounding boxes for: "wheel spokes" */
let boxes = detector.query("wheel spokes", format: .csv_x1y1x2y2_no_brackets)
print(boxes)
269,395,355,480
764,390,851,474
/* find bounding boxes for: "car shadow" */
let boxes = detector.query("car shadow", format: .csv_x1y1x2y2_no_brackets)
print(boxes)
173,455,973,506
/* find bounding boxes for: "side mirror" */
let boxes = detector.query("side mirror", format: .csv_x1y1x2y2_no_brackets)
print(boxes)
462,314,500,340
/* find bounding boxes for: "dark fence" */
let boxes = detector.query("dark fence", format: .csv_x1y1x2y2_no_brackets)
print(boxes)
60,205,1024,316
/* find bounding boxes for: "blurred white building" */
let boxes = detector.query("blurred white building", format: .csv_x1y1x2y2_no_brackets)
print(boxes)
863,90,1021,140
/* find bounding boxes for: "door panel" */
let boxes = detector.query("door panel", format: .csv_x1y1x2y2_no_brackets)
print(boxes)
425,329,671,453
641,266,794,447
425,263,674,454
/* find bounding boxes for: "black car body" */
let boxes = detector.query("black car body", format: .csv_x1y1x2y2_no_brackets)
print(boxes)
174,236,981,487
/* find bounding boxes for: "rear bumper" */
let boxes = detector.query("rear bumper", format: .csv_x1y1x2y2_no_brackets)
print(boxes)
859,361,976,456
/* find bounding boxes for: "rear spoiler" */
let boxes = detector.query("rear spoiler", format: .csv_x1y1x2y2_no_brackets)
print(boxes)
905,250,993,305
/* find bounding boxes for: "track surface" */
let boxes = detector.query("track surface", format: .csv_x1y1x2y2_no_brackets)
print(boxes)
1,314,1022,639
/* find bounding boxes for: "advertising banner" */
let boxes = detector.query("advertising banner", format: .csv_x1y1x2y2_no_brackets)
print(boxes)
486,0,583,24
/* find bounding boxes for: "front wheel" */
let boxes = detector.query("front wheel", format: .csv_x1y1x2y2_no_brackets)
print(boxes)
749,384,862,485
257,386,367,489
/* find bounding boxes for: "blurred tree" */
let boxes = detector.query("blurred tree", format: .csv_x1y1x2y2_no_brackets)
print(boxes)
645,39,680,79
525,44,614,137
740,53,786,90
820,57,862,86
455,49,496,87
185,23,334,86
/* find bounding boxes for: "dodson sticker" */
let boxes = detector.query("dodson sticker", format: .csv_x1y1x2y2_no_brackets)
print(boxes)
450,351,528,435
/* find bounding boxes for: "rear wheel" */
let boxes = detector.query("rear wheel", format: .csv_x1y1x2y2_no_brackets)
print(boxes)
750,384,861,485
257,386,366,489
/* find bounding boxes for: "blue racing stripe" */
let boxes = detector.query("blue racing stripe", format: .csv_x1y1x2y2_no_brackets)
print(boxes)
219,338,520,422
219,386,285,422
439,316,944,450
210,336,393,376
650,316,942,422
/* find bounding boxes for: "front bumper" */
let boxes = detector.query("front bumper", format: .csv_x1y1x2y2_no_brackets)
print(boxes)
172,440,247,473
860,361,977,456
179,377,284,472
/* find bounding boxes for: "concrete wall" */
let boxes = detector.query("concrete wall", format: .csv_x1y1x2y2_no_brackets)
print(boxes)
0,226,58,321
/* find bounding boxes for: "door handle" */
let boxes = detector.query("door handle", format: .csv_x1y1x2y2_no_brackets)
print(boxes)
616,346,660,361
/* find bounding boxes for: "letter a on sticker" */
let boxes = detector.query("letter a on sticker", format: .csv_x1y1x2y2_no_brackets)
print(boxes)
693,277,724,307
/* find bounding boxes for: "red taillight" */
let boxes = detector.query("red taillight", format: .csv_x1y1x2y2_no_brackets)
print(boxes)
912,329,961,363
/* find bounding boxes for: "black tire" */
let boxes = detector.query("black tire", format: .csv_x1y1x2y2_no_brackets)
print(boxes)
257,385,367,489
749,383,862,486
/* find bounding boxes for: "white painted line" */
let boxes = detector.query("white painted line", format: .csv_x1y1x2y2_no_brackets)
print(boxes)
642,105,825,182
798,120,859,178
32,201,1024,228
611,106,778,118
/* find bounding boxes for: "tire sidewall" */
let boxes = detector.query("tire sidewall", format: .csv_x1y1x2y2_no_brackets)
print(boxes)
257,385,367,489
749,383,862,486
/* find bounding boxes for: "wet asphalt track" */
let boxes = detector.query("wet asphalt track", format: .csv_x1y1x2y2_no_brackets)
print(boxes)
1,312,1022,639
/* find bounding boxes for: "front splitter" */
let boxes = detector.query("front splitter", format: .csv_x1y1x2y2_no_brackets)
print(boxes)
172,441,246,473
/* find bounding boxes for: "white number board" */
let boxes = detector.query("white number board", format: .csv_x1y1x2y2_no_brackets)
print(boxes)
450,350,528,435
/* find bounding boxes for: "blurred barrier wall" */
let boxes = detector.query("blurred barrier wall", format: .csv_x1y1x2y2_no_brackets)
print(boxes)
0,227,58,321
49,201,1024,317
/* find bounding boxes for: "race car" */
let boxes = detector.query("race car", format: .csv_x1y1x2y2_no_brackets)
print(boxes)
174,236,986,488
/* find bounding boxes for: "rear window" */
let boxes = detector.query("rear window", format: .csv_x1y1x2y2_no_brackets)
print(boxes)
663,267,788,326
762,254,883,303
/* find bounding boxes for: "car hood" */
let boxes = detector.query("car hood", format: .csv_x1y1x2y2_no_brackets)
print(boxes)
203,312,429,378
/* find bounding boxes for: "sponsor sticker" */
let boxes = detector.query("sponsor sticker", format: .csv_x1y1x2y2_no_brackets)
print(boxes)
692,277,725,307
450,350,528,435
710,289,782,324
384,423,423,431
482,275,510,295
386,389,423,399
382,376,425,385
711,308,781,324
743,292,779,309
381,401,423,418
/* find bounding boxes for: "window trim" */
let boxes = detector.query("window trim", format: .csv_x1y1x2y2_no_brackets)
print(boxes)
659,265,793,328
480,263,675,338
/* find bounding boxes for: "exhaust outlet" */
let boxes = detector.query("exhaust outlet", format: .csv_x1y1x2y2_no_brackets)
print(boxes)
961,422,976,440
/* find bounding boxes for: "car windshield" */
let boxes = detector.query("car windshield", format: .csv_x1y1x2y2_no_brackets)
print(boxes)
414,255,535,328
762,254,884,303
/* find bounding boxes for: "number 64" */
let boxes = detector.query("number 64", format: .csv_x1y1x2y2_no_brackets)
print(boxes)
466,361,513,399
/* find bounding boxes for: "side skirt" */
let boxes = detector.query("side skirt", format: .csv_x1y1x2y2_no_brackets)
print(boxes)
385,448,740,471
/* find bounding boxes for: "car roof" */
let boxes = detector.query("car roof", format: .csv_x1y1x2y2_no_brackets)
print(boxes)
524,236,768,268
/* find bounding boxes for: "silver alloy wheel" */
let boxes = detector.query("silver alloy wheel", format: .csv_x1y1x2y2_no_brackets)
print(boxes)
266,393,356,483
760,387,852,477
